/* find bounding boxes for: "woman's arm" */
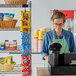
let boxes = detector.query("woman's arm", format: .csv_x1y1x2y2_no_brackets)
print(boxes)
44,56,48,60
40,32,49,60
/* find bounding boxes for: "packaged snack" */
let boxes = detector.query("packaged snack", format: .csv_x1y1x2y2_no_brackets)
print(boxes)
22,38,30,45
20,20,30,28
21,32,30,39
0,42,5,50
20,11,30,21
22,45,30,51
22,50,30,56
4,56,11,64
22,69,30,76
0,13,4,21
20,28,30,33
21,55,30,64
4,56,13,64
21,64,30,70
3,13,10,21
10,13,15,20
0,57,5,64
5,40,17,50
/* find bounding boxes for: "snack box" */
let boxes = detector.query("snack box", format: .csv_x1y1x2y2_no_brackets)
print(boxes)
5,40,17,50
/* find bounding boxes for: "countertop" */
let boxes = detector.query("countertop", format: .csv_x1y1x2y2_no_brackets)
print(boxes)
37,67,76,76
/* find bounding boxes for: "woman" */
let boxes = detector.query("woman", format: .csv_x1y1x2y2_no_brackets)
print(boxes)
41,10,76,60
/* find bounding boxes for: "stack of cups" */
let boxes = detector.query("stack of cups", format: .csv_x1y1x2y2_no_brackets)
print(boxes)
34,30,38,52
34,28,46,53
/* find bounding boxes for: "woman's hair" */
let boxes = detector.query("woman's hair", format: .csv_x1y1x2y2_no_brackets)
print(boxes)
51,9,66,23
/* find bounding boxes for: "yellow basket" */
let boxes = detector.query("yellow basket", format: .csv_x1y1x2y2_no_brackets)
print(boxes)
0,62,16,71
4,0,28,4
0,20,17,28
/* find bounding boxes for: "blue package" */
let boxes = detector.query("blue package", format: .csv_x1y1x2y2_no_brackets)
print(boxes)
22,45,30,51
21,32,30,39
22,50,30,56
21,38,30,45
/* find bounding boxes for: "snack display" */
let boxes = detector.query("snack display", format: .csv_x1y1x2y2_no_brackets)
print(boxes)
20,10,31,76
0,13,17,28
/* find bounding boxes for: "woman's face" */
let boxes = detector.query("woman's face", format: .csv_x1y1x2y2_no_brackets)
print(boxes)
53,18,65,32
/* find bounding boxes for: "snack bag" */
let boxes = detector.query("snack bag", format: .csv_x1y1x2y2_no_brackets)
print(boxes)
3,13,10,21
0,13,4,21
4,56,13,64
0,57,5,64
10,13,15,20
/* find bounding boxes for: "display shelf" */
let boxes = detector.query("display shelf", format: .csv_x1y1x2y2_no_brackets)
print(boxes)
0,50,22,54
32,52,40,54
0,45,22,54
0,26,20,31
0,64,22,74
0,4,29,8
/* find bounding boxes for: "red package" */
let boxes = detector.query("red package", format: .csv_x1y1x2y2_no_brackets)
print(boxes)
21,55,30,64
5,40,17,50
22,69,30,76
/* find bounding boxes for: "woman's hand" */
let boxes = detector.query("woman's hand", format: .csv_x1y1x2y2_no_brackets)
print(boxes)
44,56,48,60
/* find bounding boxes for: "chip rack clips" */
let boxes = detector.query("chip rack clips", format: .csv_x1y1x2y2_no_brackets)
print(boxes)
20,10,31,76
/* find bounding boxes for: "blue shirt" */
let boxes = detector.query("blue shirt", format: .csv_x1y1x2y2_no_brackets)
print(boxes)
41,29,76,59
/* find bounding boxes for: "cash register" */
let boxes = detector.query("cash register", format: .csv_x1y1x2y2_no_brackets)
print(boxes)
48,43,76,75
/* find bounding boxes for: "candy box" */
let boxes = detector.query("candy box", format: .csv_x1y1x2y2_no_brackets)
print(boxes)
5,40,17,50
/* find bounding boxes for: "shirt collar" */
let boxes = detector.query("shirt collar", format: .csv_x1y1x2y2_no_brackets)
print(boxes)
52,28,65,38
